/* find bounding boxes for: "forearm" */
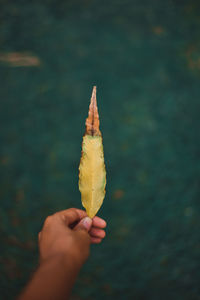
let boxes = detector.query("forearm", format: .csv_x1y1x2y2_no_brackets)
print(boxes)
18,255,81,300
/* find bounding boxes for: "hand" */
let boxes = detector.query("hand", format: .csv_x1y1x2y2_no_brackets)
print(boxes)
38,208,106,268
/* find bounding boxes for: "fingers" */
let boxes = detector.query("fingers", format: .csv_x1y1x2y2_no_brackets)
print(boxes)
92,216,107,228
89,227,106,244
54,209,107,229
42,208,107,244
74,217,92,232
54,208,87,225
90,216,106,244
91,237,102,244
89,228,106,239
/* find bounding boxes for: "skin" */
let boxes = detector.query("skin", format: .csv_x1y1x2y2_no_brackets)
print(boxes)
18,208,106,300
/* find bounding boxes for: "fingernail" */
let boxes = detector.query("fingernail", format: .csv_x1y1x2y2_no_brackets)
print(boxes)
82,217,92,231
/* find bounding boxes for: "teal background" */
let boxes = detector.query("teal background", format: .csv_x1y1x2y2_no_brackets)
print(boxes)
0,0,200,299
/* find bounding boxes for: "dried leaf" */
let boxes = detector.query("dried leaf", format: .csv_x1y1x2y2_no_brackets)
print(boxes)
79,87,106,218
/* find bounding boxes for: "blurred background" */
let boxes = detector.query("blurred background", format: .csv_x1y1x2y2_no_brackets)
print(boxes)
0,0,200,299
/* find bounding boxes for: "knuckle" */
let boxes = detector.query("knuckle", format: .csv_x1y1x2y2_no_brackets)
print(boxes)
69,207,76,211
44,215,53,226
68,207,77,214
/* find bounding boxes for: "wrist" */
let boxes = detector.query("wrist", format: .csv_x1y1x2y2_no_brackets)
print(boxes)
39,252,83,273
62,252,83,272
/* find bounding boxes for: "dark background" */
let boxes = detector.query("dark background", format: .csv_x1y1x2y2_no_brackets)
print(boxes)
0,0,200,299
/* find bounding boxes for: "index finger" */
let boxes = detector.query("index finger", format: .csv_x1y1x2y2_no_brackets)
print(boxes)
54,208,88,225
92,216,107,228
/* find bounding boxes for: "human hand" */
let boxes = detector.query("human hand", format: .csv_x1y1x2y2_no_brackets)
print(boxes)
38,208,106,268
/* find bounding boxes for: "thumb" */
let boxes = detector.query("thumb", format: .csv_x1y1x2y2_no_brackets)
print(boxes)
74,217,92,232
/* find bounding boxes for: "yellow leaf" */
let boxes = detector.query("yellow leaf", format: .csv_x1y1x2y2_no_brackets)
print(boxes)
78,87,106,218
